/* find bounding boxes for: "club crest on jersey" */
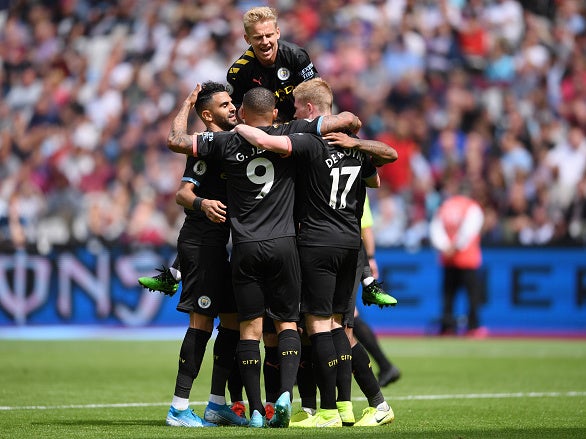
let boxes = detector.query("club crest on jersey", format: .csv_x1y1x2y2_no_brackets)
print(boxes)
198,296,212,309
193,160,207,176
277,67,290,81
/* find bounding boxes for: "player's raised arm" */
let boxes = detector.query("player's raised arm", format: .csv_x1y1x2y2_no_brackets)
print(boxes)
234,124,292,155
168,85,202,155
323,132,398,166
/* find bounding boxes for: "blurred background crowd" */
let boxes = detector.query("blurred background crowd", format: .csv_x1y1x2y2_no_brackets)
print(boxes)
1,0,585,254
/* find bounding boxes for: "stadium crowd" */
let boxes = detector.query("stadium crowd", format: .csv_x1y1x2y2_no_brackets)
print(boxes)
1,0,585,253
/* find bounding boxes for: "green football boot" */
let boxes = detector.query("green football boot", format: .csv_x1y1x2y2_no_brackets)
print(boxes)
336,401,355,426
362,280,398,308
354,404,395,427
138,265,179,296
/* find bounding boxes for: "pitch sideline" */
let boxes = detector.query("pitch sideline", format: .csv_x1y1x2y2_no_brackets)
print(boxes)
1,391,585,411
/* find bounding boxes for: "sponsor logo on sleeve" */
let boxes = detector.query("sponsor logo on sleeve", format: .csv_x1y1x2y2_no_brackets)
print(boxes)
300,63,316,80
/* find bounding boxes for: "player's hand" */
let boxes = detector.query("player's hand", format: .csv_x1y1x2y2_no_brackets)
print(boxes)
201,199,227,223
323,132,359,149
185,84,202,107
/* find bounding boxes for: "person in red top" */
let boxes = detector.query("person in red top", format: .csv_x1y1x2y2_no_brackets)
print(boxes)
457,11,489,73
375,113,417,194
429,194,487,337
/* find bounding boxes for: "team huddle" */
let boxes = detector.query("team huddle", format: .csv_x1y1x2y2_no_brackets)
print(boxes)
140,7,398,428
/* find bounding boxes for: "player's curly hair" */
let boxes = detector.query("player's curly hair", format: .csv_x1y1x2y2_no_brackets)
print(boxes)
195,81,228,116
243,6,278,34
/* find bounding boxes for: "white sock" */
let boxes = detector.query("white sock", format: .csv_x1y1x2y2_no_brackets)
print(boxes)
377,401,390,411
209,394,226,405
172,396,189,411
362,276,375,287
170,267,181,281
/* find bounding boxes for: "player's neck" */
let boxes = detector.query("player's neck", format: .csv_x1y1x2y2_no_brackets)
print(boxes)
312,110,331,119
244,116,273,127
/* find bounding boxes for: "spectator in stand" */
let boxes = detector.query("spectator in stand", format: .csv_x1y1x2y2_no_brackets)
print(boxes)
565,172,586,243
429,125,467,183
126,186,175,246
483,0,525,50
457,8,489,73
499,130,534,188
376,112,430,197
545,124,586,211
518,202,555,246
503,180,531,244
484,38,516,85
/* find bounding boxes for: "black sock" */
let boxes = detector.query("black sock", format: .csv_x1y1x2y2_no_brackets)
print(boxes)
297,342,317,410
237,339,264,416
210,326,239,399
359,244,372,279
353,316,392,372
174,328,211,398
352,343,385,407
331,327,352,402
278,329,301,396
310,331,338,409
227,356,243,403
263,345,280,404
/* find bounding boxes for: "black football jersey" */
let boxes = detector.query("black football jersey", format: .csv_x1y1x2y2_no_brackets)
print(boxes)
194,129,298,244
267,117,321,135
289,133,377,249
227,40,319,122
178,155,230,246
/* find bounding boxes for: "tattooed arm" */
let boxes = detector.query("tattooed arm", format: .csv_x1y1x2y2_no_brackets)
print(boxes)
322,132,398,166
319,111,361,136
167,84,201,155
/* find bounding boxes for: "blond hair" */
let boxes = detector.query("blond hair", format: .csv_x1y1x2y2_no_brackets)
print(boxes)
243,6,278,34
293,78,333,114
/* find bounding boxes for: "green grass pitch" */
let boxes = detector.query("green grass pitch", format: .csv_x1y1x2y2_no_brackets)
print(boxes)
0,336,584,438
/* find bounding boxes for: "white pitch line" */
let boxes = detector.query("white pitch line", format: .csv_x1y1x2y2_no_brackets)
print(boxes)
1,391,585,411
388,391,586,400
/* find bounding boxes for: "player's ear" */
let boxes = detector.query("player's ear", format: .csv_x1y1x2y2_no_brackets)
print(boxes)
244,33,251,45
238,106,246,123
275,26,280,39
272,108,278,123
201,109,213,124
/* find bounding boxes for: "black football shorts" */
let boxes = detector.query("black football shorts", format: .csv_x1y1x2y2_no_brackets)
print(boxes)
176,242,236,316
231,236,301,323
299,246,358,318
